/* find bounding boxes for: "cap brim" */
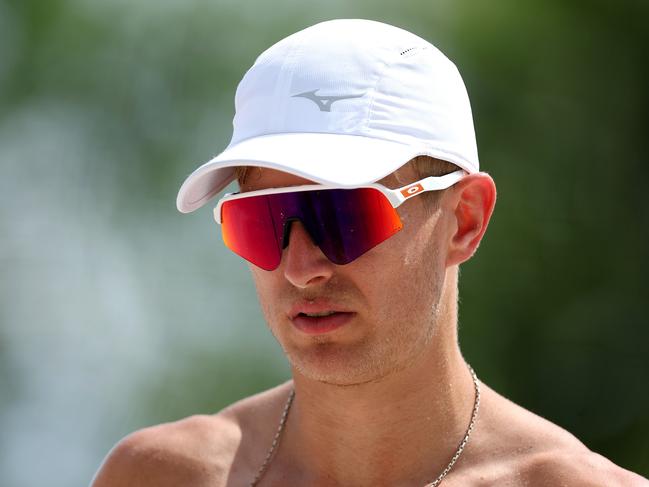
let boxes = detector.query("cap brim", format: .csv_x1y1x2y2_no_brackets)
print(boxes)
176,132,468,213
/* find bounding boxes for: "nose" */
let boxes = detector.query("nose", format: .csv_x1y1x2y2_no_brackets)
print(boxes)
282,221,334,288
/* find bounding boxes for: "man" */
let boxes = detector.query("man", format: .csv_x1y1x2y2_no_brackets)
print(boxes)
92,19,647,486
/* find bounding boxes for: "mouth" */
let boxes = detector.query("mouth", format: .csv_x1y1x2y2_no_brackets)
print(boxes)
289,302,356,335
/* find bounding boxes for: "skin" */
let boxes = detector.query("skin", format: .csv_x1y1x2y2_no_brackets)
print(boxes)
92,165,648,487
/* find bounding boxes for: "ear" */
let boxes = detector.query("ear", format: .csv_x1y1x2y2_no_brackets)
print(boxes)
445,172,497,267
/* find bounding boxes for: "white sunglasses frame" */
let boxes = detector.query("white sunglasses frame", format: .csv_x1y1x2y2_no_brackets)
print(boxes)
213,169,465,224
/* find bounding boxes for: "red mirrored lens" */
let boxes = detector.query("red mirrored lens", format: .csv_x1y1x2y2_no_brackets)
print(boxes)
221,196,282,271
308,187,402,264
220,187,403,270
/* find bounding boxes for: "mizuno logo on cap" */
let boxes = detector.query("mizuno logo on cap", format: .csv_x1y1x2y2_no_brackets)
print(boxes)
292,89,365,112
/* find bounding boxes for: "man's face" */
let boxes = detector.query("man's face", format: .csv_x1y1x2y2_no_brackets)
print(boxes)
243,165,456,386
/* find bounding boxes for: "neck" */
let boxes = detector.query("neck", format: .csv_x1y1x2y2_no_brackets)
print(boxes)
276,275,477,486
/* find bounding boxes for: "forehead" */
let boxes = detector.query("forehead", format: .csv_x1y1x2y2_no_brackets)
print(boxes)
239,167,312,191
238,164,418,192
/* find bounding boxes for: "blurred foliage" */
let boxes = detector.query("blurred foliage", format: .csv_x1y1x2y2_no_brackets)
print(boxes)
0,0,647,485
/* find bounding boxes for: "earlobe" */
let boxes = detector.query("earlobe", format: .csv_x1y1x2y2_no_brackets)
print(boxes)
445,173,497,267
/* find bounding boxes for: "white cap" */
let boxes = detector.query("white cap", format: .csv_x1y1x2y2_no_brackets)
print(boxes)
177,19,479,213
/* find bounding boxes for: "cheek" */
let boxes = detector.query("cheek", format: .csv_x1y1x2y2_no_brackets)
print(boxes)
249,267,282,323
374,257,439,321
401,206,446,266
364,212,446,316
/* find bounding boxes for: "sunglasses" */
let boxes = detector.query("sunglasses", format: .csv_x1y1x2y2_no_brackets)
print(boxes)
213,170,465,271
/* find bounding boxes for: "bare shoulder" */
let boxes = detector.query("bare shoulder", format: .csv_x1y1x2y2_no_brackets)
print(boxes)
91,381,293,487
465,385,649,486
523,448,648,486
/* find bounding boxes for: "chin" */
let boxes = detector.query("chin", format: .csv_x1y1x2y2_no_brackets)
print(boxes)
267,311,438,386
283,340,406,387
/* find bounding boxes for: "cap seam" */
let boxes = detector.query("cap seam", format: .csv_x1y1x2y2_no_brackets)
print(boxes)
363,46,428,134
361,50,393,133
269,35,305,132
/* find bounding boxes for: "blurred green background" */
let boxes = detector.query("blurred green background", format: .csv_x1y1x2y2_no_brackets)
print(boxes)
1,0,647,485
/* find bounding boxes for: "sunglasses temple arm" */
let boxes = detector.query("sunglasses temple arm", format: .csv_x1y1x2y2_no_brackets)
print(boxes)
387,170,466,207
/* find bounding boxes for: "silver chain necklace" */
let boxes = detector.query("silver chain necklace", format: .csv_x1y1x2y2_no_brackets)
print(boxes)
250,364,480,487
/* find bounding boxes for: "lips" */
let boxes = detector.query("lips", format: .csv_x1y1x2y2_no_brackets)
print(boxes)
289,300,355,335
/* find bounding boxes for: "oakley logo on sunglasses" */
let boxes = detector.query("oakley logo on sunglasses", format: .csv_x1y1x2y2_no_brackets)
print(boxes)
400,183,424,199
292,89,366,112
